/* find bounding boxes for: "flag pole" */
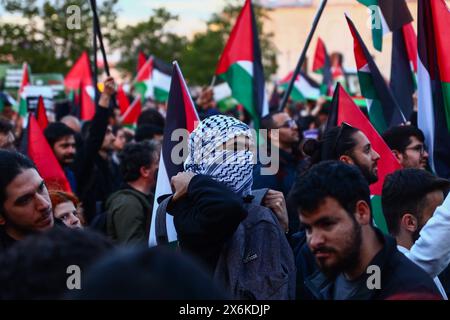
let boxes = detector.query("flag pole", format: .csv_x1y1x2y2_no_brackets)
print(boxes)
209,76,216,88
92,0,98,104
89,0,110,76
279,0,328,111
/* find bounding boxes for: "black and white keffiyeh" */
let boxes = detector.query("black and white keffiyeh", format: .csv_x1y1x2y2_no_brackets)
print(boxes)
184,115,254,197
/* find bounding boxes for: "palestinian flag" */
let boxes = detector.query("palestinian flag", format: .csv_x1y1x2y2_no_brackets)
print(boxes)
137,51,147,74
313,37,333,96
357,0,413,52
213,82,239,112
327,84,402,233
121,96,142,126
134,56,172,102
64,52,96,120
346,15,406,134
279,71,320,103
116,84,130,115
417,0,450,179
17,62,31,117
148,62,199,246
36,96,49,130
390,22,417,122
21,114,71,192
215,0,267,128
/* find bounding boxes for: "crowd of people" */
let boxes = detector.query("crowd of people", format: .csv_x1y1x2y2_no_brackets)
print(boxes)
0,75,449,300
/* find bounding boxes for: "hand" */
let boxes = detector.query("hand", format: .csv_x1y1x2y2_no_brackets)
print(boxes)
99,77,116,108
171,172,196,202
263,189,289,233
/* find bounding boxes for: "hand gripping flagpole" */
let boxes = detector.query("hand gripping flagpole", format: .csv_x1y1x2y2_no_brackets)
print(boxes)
279,0,328,112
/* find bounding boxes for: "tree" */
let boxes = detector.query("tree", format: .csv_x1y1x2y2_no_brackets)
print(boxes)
181,0,278,85
111,8,188,75
0,0,118,74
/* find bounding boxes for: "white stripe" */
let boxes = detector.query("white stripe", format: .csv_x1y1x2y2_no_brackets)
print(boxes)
213,82,232,101
294,75,320,100
148,152,177,247
366,98,373,113
237,60,253,77
417,58,436,174
153,69,172,92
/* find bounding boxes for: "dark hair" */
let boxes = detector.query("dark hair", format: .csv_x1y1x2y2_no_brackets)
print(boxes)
382,125,425,153
135,124,163,142
0,226,113,299
0,118,13,135
137,108,165,129
81,120,92,141
303,124,360,165
290,161,371,219
43,122,75,148
0,150,36,214
382,169,450,236
70,247,227,300
119,141,157,182
260,111,282,130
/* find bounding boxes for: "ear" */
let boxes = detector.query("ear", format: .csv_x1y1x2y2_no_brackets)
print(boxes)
400,213,418,234
140,166,151,178
392,150,403,163
339,154,354,165
354,200,372,225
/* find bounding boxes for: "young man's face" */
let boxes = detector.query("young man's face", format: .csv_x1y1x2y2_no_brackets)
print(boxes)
299,197,362,277
348,131,380,184
101,126,116,153
400,136,429,170
0,169,53,239
271,112,299,145
113,129,126,152
53,201,82,229
53,135,76,166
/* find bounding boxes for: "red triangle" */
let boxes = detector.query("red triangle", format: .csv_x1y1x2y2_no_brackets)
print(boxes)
19,62,31,95
36,96,49,130
80,81,95,121
137,51,147,73
313,37,327,72
402,23,418,73
216,0,253,74
346,15,368,70
136,56,153,82
336,85,401,195
65,52,93,90
27,114,72,192
117,84,130,115
122,96,142,125
430,0,450,82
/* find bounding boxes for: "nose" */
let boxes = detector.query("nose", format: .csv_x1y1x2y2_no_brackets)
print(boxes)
68,213,80,226
36,193,51,212
372,149,380,161
308,229,326,251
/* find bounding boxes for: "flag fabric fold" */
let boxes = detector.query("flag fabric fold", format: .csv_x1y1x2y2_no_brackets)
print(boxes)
36,96,49,130
17,62,31,117
215,0,267,128
148,62,200,246
417,0,450,178
313,37,333,96
279,71,320,103
135,56,172,102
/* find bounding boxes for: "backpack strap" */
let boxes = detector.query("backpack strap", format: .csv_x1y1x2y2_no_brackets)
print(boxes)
251,188,269,205
155,195,172,246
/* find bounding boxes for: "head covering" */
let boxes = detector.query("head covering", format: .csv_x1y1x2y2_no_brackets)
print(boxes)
184,115,254,197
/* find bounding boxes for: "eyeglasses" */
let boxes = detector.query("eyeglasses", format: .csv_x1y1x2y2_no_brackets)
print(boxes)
405,144,427,156
275,119,297,129
333,122,354,157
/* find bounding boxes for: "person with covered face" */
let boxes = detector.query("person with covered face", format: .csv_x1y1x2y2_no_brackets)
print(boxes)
162,115,295,299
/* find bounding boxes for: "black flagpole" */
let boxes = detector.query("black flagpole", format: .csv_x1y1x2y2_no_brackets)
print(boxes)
92,0,98,104
279,0,328,111
90,0,110,76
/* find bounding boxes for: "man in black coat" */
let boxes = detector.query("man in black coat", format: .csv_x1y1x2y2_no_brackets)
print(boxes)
290,161,441,300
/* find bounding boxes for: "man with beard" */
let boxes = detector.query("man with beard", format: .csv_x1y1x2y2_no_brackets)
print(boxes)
382,125,429,170
382,169,450,299
44,122,77,191
0,150,54,251
303,122,380,185
290,161,439,300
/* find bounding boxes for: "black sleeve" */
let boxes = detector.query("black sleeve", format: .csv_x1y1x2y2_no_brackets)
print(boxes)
172,174,248,243
74,107,109,188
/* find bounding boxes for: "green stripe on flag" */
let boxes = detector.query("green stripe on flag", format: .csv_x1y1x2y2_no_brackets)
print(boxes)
134,82,148,102
441,82,450,132
358,71,378,99
219,63,256,121
371,195,388,234
154,87,169,103
367,99,388,134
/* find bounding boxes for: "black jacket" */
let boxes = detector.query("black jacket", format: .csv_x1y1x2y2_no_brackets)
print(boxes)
0,227,16,252
293,228,441,300
167,175,248,272
74,107,119,224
